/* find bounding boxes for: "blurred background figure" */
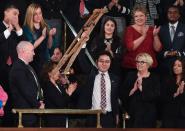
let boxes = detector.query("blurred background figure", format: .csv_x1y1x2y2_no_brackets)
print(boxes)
161,58,185,128
134,0,160,25
121,53,160,127
0,85,8,126
50,47,63,63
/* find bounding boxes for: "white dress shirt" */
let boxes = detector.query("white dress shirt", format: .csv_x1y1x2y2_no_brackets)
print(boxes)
3,21,23,39
92,71,112,112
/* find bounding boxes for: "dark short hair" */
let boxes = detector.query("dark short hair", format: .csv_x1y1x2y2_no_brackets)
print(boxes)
167,5,180,14
4,2,19,11
96,51,113,61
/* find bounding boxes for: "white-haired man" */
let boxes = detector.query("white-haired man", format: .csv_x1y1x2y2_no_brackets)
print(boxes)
9,41,44,127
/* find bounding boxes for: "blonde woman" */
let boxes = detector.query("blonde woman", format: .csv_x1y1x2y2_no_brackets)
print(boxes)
23,3,56,75
121,53,160,127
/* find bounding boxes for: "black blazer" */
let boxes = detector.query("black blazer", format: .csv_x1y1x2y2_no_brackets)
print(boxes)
43,81,70,109
121,71,160,127
9,59,40,108
0,22,23,70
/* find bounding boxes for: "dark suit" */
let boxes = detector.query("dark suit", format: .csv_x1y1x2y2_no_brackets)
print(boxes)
9,59,40,127
158,22,185,74
0,21,23,126
78,63,119,127
0,22,23,89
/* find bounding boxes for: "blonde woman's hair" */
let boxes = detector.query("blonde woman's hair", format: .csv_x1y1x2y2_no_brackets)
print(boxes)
24,3,48,33
136,53,153,67
132,4,147,17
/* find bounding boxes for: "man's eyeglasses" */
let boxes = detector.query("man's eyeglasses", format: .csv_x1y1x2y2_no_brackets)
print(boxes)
98,60,111,64
136,60,147,65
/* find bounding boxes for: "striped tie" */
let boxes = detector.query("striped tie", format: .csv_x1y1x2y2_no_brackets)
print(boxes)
170,25,175,42
100,73,106,111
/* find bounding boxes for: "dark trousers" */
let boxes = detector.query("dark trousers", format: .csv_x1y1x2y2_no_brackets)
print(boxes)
86,112,116,128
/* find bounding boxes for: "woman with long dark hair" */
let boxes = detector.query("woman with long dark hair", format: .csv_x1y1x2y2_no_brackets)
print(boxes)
90,17,122,76
161,57,185,128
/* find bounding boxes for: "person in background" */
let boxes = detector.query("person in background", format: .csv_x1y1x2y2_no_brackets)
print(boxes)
0,85,8,126
23,3,56,76
50,47,63,63
134,0,160,25
9,41,44,127
33,0,62,48
122,4,162,77
121,53,160,127
41,61,77,127
161,57,185,128
83,0,130,39
90,17,122,77
158,5,185,75
0,3,24,126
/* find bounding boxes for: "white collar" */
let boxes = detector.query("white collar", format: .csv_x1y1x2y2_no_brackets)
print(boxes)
98,71,108,76
169,21,178,30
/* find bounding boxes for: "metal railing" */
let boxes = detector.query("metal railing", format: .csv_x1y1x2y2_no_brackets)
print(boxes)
12,109,102,128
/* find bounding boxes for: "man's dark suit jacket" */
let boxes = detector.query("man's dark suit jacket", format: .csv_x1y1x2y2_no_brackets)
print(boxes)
158,22,185,73
78,66,119,118
0,22,23,70
9,59,40,126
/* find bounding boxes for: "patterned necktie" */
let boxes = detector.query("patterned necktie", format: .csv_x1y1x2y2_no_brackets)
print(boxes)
100,73,106,110
170,25,175,42
27,65,43,101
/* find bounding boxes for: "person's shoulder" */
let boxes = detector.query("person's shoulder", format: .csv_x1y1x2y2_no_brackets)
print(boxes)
11,59,26,69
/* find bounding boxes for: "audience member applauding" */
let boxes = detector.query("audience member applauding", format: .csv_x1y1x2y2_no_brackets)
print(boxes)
158,5,185,75
121,53,160,128
161,57,185,128
122,4,162,76
0,3,23,126
90,17,122,77
23,3,56,76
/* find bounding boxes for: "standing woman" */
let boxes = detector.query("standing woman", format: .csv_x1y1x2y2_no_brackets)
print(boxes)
23,3,56,75
41,61,77,127
122,4,162,76
161,58,185,128
121,53,160,127
90,17,122,76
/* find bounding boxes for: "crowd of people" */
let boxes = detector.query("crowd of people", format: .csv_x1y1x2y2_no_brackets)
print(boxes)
0,0,185,128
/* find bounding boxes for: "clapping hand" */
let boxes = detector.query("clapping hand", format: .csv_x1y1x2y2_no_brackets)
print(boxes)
153,26,160,37
174,81,185,97
49,28,56,36
66,82,78,96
